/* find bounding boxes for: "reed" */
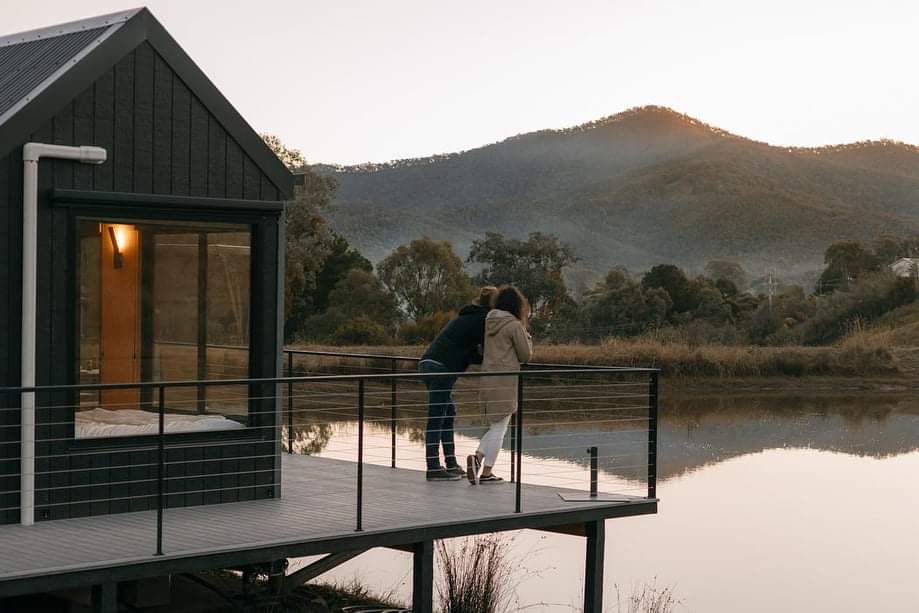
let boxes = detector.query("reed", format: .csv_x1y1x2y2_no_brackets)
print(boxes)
297,337,899,379
436,536,514,613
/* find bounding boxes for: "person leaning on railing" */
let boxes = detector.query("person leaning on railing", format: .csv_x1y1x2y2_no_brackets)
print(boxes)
467,286,533,484
419,286,499,481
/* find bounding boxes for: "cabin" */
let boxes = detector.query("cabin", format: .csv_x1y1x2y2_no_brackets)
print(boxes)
0,9,658,613
0,7,290,527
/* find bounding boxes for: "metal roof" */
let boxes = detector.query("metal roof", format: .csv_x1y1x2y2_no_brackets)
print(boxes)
0,10,138,128
0,8,292,198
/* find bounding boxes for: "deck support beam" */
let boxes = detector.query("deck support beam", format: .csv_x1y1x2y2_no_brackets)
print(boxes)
583,520,605,613
91,581,117,613
412,540,434,613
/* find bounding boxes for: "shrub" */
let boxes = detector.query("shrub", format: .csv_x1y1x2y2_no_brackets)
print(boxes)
398,311,453,344
332,316,391,345
437,536,514,613
800,273,917,345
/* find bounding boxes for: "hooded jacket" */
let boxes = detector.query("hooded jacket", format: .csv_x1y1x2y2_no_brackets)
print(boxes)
480,309,533,418
421,304,490,373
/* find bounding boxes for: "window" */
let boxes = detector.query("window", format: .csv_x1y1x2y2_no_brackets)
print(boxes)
76,217,252,438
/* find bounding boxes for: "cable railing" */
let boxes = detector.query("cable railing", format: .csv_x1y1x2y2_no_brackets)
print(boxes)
0,349,658,562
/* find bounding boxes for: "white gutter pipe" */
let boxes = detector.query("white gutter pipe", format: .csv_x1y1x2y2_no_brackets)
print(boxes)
21,143,106,526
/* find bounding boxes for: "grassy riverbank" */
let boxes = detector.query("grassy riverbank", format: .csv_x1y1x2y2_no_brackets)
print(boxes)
291,304,919,392
296,336,897,377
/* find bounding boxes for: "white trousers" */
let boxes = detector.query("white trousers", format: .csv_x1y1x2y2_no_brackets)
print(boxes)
477,415,512,467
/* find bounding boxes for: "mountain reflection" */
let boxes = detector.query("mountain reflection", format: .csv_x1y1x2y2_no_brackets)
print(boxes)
290,393,919,483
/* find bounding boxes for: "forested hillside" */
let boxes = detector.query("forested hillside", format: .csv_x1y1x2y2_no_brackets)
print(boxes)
317,106,919,284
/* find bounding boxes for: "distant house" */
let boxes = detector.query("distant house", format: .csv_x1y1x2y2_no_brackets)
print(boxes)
890,257,919,279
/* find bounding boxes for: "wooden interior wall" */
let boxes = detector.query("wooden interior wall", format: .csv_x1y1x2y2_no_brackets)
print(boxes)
0,41,283,524
99,223,141,409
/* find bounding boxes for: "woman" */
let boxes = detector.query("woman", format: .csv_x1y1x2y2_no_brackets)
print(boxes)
419,286,498,481
467,286,533,484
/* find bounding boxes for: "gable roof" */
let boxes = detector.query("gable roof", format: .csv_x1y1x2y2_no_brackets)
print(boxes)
0,8,292,197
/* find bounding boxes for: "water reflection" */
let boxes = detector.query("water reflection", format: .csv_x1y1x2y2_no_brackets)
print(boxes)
659,394,919,478
286,392,919,482
288,392,919,613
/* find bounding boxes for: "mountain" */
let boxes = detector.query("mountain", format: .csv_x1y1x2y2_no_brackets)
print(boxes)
316,106,919,286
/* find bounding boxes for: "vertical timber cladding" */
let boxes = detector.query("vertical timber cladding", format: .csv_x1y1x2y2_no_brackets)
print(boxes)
0,151,22,525
8,42,284,523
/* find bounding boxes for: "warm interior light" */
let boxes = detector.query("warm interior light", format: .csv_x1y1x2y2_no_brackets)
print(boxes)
115,225,131,250
107,225,124,269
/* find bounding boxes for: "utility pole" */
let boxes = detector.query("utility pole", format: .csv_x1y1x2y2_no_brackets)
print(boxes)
767,268,777,311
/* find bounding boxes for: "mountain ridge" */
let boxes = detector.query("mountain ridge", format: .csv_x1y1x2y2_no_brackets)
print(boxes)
315,106,919,286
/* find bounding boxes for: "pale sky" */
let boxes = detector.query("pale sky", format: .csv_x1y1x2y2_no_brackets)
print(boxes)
3,0,918,165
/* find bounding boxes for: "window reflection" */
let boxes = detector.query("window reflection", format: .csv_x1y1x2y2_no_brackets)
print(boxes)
77,218,252,438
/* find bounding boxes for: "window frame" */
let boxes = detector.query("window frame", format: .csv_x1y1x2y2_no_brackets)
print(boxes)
54,190,282,450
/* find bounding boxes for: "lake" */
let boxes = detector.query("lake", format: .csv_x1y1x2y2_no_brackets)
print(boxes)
292,392,919,612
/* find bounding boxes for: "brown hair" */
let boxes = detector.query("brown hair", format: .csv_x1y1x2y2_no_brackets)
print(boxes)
477,285,499,307
493,286,530,326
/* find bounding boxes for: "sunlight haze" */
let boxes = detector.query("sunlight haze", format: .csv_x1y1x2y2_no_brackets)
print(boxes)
3,0,916,164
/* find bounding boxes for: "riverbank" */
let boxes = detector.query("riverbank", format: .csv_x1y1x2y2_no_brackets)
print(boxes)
292,335,919,394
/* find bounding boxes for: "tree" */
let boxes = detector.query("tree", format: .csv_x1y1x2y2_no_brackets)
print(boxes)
692,285,733,324
377,238,473,320
579,269,671,339
641,265,698,314
282,169,339,340
873,236,903,266
261,133,307,169
303,270,401,342
313,233,372,313
467,232,578,321
817,240,879,294
262,134,340,341
704,260,749,292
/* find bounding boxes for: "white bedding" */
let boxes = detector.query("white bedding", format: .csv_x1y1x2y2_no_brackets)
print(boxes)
76,408,245,439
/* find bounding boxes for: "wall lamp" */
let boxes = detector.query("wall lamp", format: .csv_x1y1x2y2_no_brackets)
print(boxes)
108,226,124,269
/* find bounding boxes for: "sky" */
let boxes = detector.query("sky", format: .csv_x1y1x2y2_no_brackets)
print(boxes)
3,0,918,165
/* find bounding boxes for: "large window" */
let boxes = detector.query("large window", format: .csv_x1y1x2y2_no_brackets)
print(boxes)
76,218,252,438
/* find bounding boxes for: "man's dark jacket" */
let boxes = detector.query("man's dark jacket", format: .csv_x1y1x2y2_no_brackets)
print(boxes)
421,304,489,372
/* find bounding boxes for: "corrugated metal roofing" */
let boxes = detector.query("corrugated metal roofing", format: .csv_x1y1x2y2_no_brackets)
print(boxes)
0,7,293,196
0,28,107,120
0,9,139,127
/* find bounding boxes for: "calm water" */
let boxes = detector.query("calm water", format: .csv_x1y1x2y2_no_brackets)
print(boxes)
296,394,919,612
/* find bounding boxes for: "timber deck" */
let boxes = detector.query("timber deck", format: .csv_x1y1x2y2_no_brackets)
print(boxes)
0,454,655,597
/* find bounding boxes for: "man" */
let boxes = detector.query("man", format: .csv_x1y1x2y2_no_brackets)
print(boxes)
418,286,498,481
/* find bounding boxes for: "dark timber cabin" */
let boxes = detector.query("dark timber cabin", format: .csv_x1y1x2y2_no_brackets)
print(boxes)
0,9,659,613
0,7,291,526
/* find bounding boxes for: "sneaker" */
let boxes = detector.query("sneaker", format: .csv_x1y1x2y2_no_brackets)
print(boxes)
478,474,504,484
445,465,465,478
466,454,482,485
426,468,462,481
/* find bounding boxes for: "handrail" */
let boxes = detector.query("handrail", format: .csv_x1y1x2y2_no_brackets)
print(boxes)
0,366,658,395
284,348,421,362
2,349,659,559
282,348,642,372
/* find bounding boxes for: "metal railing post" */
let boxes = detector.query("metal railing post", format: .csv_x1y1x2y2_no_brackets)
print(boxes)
647,372,658,499
509,411,516,483
589,446,599,497
156,384,165,556
287,351,294,454
356,379,365,531
515,373,523,513
391,358,397,469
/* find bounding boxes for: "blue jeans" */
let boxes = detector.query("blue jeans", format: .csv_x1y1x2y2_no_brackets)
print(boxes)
419,360,458,471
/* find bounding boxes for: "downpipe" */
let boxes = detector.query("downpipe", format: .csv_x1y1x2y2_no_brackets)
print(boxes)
20,143,106,526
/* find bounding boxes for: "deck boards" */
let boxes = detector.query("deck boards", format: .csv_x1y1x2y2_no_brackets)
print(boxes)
0,454,653,591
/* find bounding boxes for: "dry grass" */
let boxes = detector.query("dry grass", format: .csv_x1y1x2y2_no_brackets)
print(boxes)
295,337,899,379
437,536,515,613
612,579,681,613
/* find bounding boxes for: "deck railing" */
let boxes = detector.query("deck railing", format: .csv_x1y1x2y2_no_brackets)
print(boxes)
0,350,658,557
